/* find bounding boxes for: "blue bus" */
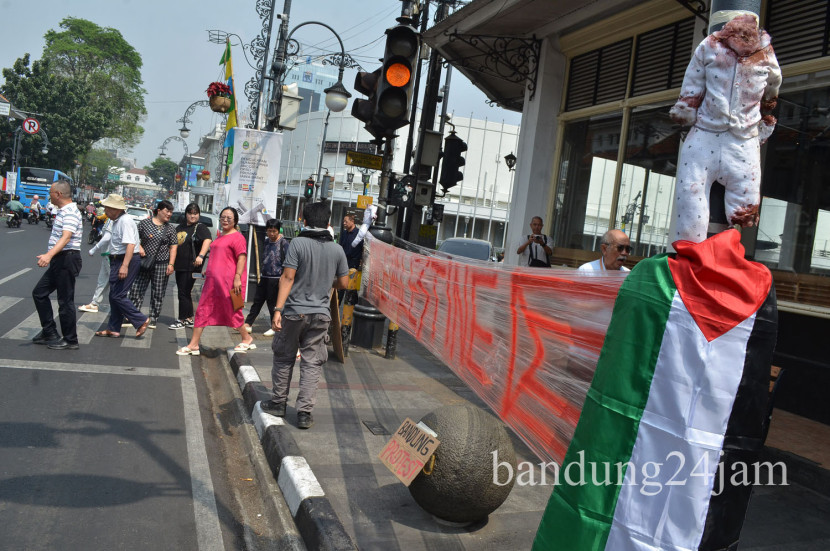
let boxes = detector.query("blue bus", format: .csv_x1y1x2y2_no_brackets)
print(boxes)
15,167,74,210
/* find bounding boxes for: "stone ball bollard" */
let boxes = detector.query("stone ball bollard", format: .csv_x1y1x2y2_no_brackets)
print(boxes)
408,404,517,524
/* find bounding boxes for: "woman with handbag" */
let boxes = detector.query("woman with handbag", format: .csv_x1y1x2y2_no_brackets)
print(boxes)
128,200,178,329
176,207,254,355
169,203,212,329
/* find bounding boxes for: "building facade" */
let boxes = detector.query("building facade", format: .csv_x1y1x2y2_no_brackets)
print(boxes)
425,0,830,423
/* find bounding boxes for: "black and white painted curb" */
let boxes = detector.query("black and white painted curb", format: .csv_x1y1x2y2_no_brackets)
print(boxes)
228,351,356,551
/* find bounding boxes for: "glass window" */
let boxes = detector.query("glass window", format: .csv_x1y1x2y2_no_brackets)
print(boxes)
757,86,830,292
620,106,680,256
552,113,622,251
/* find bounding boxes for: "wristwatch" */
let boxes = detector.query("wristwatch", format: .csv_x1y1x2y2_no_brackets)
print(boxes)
198,254,205,259
275,307,284,313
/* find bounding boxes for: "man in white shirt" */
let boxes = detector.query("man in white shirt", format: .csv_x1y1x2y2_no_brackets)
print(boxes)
516,216,552,267
96,194,150,338
578,229,631,272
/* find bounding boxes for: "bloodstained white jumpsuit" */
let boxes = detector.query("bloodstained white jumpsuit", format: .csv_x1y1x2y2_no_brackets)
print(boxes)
670,30,781,243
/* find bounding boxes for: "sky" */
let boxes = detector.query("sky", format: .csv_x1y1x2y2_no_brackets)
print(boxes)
0,0,522,168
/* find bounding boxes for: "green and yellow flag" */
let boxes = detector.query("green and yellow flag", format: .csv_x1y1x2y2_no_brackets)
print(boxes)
220,38,237,166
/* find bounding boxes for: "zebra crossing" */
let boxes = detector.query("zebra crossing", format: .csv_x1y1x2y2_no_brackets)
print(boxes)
0,295,180,348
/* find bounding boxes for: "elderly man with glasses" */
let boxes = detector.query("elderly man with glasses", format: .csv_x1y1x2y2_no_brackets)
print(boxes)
578,229,631,272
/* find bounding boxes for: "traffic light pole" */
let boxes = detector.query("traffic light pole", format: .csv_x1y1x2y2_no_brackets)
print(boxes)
401,0,450,242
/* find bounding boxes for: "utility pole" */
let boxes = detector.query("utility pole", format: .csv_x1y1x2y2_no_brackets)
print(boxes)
401,0,451,243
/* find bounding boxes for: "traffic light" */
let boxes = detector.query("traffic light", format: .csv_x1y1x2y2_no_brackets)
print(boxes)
439,131,467,193
351,69,382,138
320,173,332,201
374,23,420,136
304,178,315,200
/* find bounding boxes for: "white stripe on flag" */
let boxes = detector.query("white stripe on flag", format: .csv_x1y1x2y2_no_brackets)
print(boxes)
605,292,756,551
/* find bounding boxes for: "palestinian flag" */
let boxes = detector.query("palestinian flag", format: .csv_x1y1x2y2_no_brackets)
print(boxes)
534,229,777,551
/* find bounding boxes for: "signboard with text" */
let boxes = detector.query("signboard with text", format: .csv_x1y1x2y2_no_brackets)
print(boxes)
378,418,440,486
356,195,373,209
346,150,383,171
228,128,283,224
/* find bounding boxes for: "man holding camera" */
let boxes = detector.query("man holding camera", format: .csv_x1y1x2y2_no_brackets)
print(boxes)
517,216,552,267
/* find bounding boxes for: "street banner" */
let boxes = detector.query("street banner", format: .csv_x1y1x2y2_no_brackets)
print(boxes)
361,237,622,468
227,127,283,225
6,171,17,195
213,183,229,215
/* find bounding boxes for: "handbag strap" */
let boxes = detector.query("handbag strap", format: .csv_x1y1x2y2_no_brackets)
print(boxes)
191,223,200,259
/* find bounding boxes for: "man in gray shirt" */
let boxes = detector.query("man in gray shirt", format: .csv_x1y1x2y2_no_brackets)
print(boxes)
261,201,349,429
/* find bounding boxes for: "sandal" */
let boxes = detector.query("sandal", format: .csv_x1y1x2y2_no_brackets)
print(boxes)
233,342,257,351
176,346,200,356
95,330,121,338
135,318,151,338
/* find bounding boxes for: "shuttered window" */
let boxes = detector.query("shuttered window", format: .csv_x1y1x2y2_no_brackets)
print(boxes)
566,39,632,110
631,18,696,97
765,0,829,65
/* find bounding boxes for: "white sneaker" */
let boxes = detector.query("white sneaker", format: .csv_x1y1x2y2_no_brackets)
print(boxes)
78,303,98,313
264,329,275,337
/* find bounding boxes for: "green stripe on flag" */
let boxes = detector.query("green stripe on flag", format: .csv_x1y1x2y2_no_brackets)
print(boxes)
533,255,677,550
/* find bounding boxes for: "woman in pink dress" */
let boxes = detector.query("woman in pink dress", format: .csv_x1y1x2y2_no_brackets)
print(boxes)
176,207,255,355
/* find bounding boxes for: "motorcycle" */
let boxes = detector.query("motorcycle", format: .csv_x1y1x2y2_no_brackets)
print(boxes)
28,210,39,224
43,211,54,228
88,219,104,244
6,212,22,228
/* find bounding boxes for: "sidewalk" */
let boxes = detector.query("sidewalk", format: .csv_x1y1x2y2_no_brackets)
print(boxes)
225,327,830,550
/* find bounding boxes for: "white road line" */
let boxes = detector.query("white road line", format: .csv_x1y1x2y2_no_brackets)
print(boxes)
76,311,108,344
0,358,181,378
174,294,224,551
0,296,23,315
6,230,24,235
0,268,31,286
2,299,59,340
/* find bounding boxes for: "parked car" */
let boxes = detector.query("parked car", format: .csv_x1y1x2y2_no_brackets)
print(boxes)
126,206,152,224
170,211,219,238
436,237,495,262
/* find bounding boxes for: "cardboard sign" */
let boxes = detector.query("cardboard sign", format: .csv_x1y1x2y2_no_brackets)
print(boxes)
378,418,440,486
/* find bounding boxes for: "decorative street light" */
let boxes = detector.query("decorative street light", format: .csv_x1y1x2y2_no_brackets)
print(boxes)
504,152,517,172
158,136,190,190
266,20,352,131
176,100,211,139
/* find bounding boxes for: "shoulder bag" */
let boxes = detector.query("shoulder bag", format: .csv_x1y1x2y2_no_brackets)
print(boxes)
528,236,551,268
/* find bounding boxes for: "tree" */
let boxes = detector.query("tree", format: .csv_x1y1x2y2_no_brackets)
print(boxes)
0,54,112,172
79,148,122,190
42,17,146,149
144,157,179,191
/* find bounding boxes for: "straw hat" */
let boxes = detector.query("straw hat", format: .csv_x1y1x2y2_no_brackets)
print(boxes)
100,194,127,210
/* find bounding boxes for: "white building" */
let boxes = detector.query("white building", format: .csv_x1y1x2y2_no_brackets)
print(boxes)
277,109,519,250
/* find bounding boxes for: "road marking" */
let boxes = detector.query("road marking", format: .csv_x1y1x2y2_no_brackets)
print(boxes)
0,358,181,378
0,296,23,315
176,316,224,550
121,331,154,348
77,311,108,344
2,299,58,340
0,268,31,285
6,230,24,234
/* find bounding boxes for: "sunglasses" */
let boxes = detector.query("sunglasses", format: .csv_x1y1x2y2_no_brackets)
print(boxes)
614,244,632,253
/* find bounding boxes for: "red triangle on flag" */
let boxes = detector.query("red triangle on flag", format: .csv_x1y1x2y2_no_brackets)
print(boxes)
668,230,772,342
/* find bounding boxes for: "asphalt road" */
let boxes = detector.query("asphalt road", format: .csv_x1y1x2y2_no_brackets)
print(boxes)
0,220,291,550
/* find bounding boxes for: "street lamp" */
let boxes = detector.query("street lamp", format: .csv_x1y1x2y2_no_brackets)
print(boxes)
266,20,352,131
176,100,210,139
158,136,190,190
504,152,517,172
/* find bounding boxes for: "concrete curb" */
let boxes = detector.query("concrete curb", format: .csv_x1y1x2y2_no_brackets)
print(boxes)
228,350,357,551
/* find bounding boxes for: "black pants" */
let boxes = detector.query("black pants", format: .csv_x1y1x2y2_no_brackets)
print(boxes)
245,277,279,326
32,250,82,343
175,270,197,320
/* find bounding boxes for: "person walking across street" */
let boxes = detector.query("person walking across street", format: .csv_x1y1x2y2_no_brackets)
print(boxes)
176,207,254,356
169,202,212,329
78,217,114,313
95,194,150,339
243,219,289,337
261,201,349,429
129,200,178,329
516,216,552,267
31,180,83,350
